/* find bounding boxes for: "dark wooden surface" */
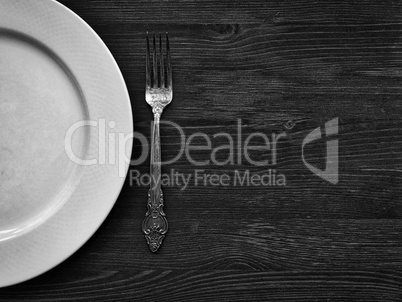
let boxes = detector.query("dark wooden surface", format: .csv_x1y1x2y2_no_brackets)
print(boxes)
1,0,402,301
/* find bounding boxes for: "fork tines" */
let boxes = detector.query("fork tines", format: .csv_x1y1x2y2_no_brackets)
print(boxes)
146,33,171,89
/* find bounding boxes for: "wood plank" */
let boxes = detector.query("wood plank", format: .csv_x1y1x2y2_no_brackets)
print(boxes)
42,214,402,271
59,0,402,25
2,270,401,301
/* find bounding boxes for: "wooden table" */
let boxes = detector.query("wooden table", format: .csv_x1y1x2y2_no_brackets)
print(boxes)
1,0,401,300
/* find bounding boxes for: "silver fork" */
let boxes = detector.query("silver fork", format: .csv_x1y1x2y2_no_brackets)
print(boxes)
142,33,172,252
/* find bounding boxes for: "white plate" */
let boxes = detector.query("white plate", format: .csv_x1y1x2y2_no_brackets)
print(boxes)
0,0,133,287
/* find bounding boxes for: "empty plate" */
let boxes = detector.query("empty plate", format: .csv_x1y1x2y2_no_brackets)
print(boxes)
0,0,133,287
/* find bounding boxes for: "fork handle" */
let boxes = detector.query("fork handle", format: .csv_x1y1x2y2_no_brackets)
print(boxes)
142,108,168,252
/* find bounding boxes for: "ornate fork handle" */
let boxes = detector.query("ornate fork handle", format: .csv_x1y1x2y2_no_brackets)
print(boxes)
142,108,168,252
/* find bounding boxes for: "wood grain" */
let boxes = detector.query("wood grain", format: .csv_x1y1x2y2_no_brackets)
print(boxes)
1,270,401,301
1,0,401,300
